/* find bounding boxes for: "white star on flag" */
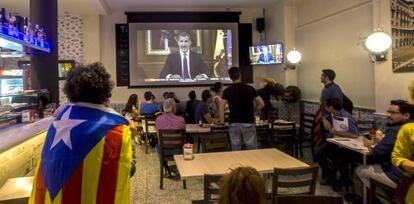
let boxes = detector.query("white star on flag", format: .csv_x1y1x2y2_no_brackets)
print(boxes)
50,106,86,150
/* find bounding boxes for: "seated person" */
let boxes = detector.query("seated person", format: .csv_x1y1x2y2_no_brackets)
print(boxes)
154,98,186,157
185,90,200,124
123,94,140,120
219,166,266,204
159,32,210,80
140,91,160,115
166,92,186,117
256,46,275,64
315,97,359,186
345,100,410,202
392,103,414,204
194,90,214,124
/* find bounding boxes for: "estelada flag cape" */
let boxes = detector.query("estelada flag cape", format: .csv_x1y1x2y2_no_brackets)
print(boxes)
29,103,132,204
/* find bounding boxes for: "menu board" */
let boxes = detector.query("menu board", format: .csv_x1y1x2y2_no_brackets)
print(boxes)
115,24,129,86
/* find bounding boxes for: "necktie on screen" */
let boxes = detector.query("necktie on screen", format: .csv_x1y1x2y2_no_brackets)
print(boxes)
183,53,189,79
265,53,268,63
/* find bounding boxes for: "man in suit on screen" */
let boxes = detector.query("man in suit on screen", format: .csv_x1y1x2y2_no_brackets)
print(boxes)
159,32,210,80
256,46,275,64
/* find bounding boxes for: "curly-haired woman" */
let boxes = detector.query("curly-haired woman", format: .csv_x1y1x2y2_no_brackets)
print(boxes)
29,63,134,204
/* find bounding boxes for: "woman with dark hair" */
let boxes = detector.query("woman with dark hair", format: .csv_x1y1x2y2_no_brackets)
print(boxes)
273,85,302,123
123,94,140,120
219,166,266,204
258,81,284,120
210,82,224,117
29,62,134,203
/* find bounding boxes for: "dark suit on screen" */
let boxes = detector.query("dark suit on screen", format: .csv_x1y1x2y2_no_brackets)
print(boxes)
256,52,276,64
159,51,210,79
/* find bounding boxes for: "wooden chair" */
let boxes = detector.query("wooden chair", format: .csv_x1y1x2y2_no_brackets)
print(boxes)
202,125,230,152
297,113,316,159
357,120,375,135
272,165,319,201
203,174,223,202
256,123,270,148
141,114,157,154
270,122,296,157
369,178,400,204
275,195,343,204
158,129,186,190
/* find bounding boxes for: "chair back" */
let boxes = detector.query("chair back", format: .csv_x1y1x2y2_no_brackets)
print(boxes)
256,123,270,148
275,195,343,204
299,113,315,137
270,122,296,155
158,129,186,158
369,178,400,204
357,120,375,135
203,125,230,152
203,174,223,202
272,165,319,199
141,114,157,133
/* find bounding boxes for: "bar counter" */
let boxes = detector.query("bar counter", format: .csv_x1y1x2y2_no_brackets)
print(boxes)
0,116,53,187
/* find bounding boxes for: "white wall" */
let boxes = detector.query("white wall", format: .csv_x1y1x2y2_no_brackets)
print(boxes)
99,8,271,103
295,0,375,109
374,0,414,113
83,15,101,64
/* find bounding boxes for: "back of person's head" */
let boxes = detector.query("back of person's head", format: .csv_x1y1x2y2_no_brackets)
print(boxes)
167,92,180,103
188,90,196,100
64,62,113,104
326,97,342,111
211,82,223,93
201,90,212,102
163,91,169,99
228,67,241,81
144,91,153,101
219,167,265,204
274,83,285,97
322,69,336,81
163,98,176,114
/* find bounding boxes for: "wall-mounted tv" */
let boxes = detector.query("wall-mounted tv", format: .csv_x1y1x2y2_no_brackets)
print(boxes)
249,44,283,65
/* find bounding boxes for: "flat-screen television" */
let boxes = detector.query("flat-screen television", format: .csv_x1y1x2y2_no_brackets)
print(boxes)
249,44,283,65
128,23,239,87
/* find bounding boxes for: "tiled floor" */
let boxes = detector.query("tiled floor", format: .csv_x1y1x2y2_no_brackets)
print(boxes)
129,145,345,204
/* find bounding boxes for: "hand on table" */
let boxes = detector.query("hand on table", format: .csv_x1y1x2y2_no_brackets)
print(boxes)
362,137,374,148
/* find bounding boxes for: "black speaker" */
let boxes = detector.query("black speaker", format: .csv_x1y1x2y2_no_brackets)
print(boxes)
256,18,264,32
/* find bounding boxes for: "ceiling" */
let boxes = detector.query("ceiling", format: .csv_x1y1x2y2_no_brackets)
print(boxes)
103,0,277,10
0,0,278,16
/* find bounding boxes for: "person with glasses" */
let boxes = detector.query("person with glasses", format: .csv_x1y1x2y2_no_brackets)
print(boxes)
345,100,411,202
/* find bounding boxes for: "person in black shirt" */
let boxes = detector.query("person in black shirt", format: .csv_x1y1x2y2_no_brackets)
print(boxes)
185,90,200,123
219,67,265,150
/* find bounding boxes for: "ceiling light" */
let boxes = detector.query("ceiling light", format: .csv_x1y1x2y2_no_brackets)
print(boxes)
365,28,392,53
287,49,302,64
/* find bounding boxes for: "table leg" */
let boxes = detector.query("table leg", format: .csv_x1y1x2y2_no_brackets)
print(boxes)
363,154,367,204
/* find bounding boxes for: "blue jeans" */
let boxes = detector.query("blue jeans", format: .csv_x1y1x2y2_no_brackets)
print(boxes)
229,123,257,151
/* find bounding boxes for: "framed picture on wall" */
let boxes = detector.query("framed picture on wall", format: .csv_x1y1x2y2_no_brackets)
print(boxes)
146,30,202,55
391,0,414,73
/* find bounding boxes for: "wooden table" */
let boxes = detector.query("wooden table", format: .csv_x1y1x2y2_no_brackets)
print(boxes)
327,136,370,164
327,136,370,204
173,148,308,179
0,176,33,203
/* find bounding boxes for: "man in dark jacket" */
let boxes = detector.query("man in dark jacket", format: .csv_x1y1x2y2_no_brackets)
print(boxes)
355,100,410,188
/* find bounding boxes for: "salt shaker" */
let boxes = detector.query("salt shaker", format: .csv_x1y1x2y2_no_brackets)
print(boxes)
183,143,193,160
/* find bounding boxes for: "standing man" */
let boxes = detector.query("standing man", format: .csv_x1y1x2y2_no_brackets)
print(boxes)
320,69,343,115
219,67,265,150
159,32,210,80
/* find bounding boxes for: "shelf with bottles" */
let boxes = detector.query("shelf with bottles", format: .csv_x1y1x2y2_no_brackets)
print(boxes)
0,8,50,55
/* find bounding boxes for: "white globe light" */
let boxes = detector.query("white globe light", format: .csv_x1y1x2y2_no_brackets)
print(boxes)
365,31,392,53
287,50,302,64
